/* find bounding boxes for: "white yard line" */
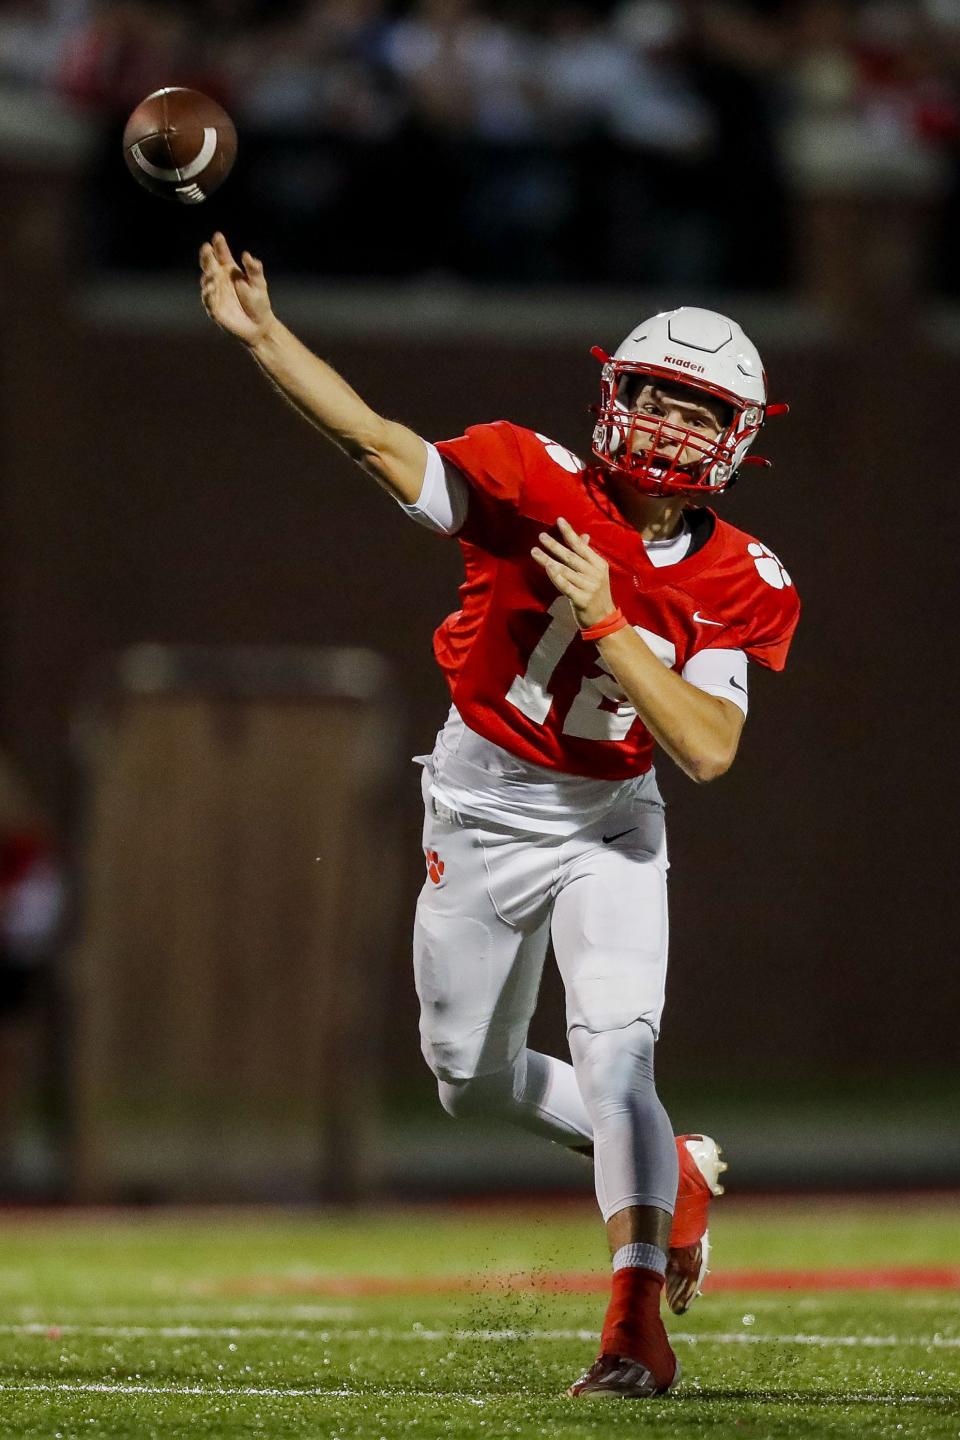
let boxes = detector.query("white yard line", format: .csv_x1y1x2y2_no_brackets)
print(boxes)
0,1323,957,1348
6,1304,359,1322
0,1379,952,1406
0,1380,358,1399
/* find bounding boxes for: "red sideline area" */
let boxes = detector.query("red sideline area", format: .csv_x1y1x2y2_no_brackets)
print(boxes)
217,1266,960,1297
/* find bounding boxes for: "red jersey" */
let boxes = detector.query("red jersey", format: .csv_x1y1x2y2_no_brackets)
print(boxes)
433,421,800,781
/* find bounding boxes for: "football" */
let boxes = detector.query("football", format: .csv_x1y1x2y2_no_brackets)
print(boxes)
123,87,237,205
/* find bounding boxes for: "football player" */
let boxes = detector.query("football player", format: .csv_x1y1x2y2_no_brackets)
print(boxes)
199,232,799,1400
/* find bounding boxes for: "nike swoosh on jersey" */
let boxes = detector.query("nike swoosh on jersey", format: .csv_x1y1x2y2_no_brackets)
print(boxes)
601,827,639,845
729,675,747,694
692,611,724,626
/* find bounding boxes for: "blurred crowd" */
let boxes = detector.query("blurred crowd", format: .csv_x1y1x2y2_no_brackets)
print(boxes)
4,0,960,288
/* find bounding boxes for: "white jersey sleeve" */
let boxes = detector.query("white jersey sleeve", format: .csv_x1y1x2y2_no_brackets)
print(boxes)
397,440,469,536
681,647,749,717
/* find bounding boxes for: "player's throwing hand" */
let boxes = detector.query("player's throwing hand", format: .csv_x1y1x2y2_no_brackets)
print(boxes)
199,232,274,346
532,517,616,630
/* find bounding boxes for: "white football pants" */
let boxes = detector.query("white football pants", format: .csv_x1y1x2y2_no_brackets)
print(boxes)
413,767,678,1221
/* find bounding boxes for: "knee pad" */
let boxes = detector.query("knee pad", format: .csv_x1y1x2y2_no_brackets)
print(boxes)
570,1020,657,1115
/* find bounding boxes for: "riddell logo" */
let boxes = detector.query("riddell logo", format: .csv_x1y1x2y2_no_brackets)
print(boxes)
664,356,706,373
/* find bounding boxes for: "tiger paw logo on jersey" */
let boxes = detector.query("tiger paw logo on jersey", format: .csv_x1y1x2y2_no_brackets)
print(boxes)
425,848,446,886
748,542,792,590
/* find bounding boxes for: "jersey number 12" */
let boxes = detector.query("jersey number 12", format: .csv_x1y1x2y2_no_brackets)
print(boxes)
506,598,675,742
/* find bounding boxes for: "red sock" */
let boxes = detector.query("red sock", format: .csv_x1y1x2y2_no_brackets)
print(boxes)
599,1267,677,1387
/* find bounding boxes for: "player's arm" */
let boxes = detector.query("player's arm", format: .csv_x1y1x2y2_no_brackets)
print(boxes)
532,520,745,784
199,233,426,504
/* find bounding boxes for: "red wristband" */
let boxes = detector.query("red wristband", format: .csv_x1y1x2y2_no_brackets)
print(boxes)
579,609,627,642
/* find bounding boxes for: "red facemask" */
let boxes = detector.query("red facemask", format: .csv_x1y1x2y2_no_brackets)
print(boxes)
589,348,788,498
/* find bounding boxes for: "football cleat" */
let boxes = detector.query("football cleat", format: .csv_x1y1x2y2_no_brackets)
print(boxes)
666,1134,727,1315
665,1234,710,1317
567,1351,681,1399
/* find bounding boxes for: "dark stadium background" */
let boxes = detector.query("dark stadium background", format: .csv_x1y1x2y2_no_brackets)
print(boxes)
0,0,958,1203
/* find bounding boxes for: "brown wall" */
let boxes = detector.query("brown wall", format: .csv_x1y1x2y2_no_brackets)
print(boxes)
1,163,957,1087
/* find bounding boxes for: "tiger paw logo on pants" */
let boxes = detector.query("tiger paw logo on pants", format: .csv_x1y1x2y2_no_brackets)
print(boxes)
425,848,445,886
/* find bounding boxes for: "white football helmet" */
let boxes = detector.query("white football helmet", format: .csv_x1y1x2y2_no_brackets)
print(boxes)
591,306,788,497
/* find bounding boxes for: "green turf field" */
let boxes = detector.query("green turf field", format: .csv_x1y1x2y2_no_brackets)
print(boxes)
0,1198,957,1438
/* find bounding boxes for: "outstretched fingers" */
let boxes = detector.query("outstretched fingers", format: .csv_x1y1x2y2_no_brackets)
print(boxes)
199,259,215,311
199,238,235,298
531,547,590,603
536,530,591,574
235,253,267,302
557,516,596,557
241,251,265,283
532,518,613,624
211,231,241,272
